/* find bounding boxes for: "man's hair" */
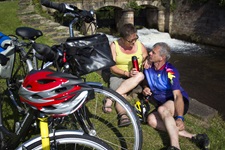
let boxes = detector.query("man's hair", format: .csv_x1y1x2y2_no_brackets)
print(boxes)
119,23,137,38
153,42,171,61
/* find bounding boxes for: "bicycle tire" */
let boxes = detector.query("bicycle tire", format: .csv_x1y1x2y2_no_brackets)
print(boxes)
16,130,113,150
0,48,36,149
60,84,143,150
2,51,29,132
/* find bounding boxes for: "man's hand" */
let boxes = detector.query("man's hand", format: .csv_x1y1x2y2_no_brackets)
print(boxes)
142,86,152,96
176,119,185,131
143,56,152,69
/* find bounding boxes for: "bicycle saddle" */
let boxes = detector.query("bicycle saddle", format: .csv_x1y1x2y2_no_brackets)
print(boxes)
16,27,43,40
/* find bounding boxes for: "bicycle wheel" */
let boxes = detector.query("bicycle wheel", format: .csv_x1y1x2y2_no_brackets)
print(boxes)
0,51,38,149
60,84,143,150
1,50,29,132
16,130,113,150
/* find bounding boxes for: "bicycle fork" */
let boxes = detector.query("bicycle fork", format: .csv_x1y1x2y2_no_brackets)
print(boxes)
75,106,96,136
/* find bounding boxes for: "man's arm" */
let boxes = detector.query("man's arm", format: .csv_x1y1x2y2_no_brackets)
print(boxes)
173,89,185,130
142,79,152,96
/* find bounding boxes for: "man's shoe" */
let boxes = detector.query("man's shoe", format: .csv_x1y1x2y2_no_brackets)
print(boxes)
167,146,180,150
191,134,210,150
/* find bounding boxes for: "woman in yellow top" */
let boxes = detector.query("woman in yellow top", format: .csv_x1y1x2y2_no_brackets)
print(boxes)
103,23,148,127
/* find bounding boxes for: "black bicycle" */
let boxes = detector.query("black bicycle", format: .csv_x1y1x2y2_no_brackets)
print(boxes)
0,0,143,149
38,0,143,149
0,29,112,150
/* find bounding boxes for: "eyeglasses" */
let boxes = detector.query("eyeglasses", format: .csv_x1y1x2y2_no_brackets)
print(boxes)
125,35,139,43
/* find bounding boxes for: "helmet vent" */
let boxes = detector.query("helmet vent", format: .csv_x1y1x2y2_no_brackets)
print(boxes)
25,85,32,89
32,94,43,99
38,79,56,84
55,87,67,93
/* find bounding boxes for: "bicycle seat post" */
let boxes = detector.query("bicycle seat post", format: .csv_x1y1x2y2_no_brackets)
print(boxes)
38,114,50,150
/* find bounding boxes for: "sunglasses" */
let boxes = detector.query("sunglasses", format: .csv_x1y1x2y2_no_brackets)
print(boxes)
125,35,139,43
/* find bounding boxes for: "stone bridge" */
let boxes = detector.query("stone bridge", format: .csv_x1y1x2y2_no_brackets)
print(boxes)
66,0,169,32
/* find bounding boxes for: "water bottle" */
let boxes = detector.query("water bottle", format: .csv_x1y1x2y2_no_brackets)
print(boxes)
132,56,139,71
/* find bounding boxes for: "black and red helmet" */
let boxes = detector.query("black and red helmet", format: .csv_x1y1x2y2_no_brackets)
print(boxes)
19,69,93,116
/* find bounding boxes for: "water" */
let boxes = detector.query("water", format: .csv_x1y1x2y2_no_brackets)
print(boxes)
106,28,225,120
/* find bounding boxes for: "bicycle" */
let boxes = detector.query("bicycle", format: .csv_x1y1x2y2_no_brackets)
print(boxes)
0,30,112,150
35,0,143,149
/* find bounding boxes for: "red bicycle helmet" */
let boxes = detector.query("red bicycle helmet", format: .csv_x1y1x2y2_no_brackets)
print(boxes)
19,69,94,116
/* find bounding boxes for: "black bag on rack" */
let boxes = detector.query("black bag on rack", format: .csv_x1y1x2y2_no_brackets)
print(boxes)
65,33,115,76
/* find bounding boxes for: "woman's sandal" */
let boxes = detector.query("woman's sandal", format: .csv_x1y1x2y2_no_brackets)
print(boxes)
118,114,131,127
102,98,113,113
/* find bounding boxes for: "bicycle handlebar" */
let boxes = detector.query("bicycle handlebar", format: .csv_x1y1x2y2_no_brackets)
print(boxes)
33,43,58,62
40,0,95,23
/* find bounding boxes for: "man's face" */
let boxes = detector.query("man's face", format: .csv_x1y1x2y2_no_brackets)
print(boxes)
149,46,163,63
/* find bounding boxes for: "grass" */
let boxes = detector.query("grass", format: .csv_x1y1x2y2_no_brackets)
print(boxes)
0,1,54,45
1,0,225,149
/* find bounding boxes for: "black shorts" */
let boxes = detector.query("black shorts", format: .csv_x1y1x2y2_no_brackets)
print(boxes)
147,96,189,115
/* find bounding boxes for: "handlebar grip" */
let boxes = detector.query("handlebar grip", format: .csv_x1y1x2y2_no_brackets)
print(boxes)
33,43,58,62
79,10,95,23
41,0,66,13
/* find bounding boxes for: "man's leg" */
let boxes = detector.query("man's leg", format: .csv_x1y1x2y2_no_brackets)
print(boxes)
148,101,180,149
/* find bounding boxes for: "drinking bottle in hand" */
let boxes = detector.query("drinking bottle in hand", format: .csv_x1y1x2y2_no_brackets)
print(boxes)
132,56,139,71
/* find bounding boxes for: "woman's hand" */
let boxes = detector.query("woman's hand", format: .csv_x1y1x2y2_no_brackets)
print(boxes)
129,68,139,77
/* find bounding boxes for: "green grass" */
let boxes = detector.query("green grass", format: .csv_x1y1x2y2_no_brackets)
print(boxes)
0,0,54,45
0,2,20,34
1,1,225,149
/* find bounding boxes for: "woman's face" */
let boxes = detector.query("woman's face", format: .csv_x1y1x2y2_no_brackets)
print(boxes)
123,33,139,47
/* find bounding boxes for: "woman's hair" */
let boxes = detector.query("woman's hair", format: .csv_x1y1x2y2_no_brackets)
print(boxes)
153,42,171,61
119,23,137,38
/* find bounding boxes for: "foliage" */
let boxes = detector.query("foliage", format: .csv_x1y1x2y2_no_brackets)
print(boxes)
95,6,115,20
218,0,225,6
125,0,145,16
189,0,209,3
188,0,225,7
161,0,177,11
170,0,177,12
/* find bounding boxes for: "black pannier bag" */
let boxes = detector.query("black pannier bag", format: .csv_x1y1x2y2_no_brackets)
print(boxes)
65,33,115,76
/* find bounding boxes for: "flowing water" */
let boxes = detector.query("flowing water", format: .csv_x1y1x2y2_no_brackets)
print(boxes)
106,28,225,120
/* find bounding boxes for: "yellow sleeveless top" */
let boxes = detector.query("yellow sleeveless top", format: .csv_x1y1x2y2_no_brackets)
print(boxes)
114,40,143,74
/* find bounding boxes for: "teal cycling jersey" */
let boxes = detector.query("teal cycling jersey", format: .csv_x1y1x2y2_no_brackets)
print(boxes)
144,62,189,104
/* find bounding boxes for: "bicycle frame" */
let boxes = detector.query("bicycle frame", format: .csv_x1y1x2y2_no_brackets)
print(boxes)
0,105,36,149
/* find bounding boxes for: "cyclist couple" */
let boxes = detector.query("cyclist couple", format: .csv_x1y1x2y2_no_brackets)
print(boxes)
102,23,210,150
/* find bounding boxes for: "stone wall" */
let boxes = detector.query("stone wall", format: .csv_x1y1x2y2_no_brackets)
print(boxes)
170,0,225,48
